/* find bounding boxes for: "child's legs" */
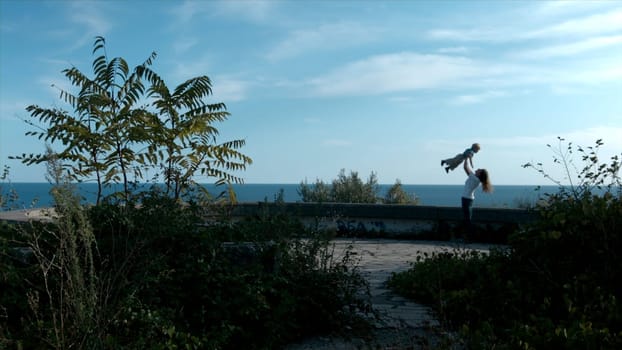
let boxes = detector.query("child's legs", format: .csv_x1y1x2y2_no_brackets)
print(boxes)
446,155,464,170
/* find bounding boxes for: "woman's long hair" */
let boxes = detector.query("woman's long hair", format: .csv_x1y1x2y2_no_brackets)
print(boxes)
477,169,493,193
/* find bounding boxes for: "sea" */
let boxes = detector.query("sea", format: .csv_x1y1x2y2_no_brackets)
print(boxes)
0,182,561,210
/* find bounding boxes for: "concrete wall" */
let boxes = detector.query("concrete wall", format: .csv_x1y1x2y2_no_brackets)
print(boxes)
0,203,539,242
228,202,538,240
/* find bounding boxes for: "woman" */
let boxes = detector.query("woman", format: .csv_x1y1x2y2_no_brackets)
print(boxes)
462,159,493,237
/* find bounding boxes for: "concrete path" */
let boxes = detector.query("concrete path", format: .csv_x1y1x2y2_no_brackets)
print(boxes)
286,239,494,350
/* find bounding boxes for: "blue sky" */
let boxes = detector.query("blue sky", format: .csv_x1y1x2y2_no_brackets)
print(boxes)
1,0,621,185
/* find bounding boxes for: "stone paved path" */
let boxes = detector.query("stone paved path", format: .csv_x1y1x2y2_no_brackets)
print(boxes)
285,239,495,350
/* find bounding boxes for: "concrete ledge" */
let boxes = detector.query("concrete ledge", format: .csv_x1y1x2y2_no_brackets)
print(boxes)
231,202,536,224
229,202,537,239
1,203,537,240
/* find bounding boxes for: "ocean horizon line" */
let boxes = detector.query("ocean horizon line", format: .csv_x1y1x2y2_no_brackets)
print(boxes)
3,181,554,187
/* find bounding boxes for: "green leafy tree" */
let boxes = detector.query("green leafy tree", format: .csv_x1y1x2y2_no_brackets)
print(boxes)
383,179,419,204
298,178,331,202
298,169,379,203
331,169,378,203
12,36,252,203
146,75,253,200
13,36,158,203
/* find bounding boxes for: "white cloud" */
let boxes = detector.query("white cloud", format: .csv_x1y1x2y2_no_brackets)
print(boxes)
171,0,275,23
451,90,507,105
302,46,621,98
558,61,622,85
432,126,622,159
0,100,30,121
388,96,416,103
513,35,622,60
266,22,381,61
532,1,617,17
437,46,471,54
173,37,199,54
479,127,622,161
303,117,321,124
427,7,622,43
28,75,75,106
211,77,250,102
550,85,588,96
524,9,622,39
171,58,212,83
171,1,205,23
308,53,486,96
427,28,500,42
66,1,112,50
70,4,110,34
322,139,352,147
214,0,275,22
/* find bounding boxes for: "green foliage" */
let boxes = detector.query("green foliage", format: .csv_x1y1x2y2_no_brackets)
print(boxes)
12,36,251,204
388,248,514,329
300,171,419,204
2,188,372,349
13,36,158,203
0,165,20,210
145,73,252,199
331,169,379,203
522,137,621,196
383,179,419,204
0,158,100,349
300,169,410,204
388,138,622,349
0,221,38,350
298,178,332,202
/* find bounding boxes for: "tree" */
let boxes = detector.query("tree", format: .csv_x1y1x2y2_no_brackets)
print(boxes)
331,169,378,203
298,178,331,202
14,36,158,203
298,169,379,203
13,36,252,203
384,179,419,204
146,75,253,200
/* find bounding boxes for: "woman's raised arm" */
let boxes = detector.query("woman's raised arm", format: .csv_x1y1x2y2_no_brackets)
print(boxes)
463,159,473,175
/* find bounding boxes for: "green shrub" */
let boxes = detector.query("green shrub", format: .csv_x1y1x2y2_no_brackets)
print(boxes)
383,179,419,204
2,186,372,349
388,138,622,349
299,169,380,203
299,170,419,204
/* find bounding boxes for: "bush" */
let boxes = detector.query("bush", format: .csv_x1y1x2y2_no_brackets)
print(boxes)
383,179,419,204
1,187,373,349
299,169,418,204
299,169,380,203
388,138,622,349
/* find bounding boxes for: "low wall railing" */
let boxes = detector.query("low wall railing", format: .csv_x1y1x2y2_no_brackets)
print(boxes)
0,203,539,241
227,202,538,240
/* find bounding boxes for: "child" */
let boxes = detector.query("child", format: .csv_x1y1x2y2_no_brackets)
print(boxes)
441,143,480,173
